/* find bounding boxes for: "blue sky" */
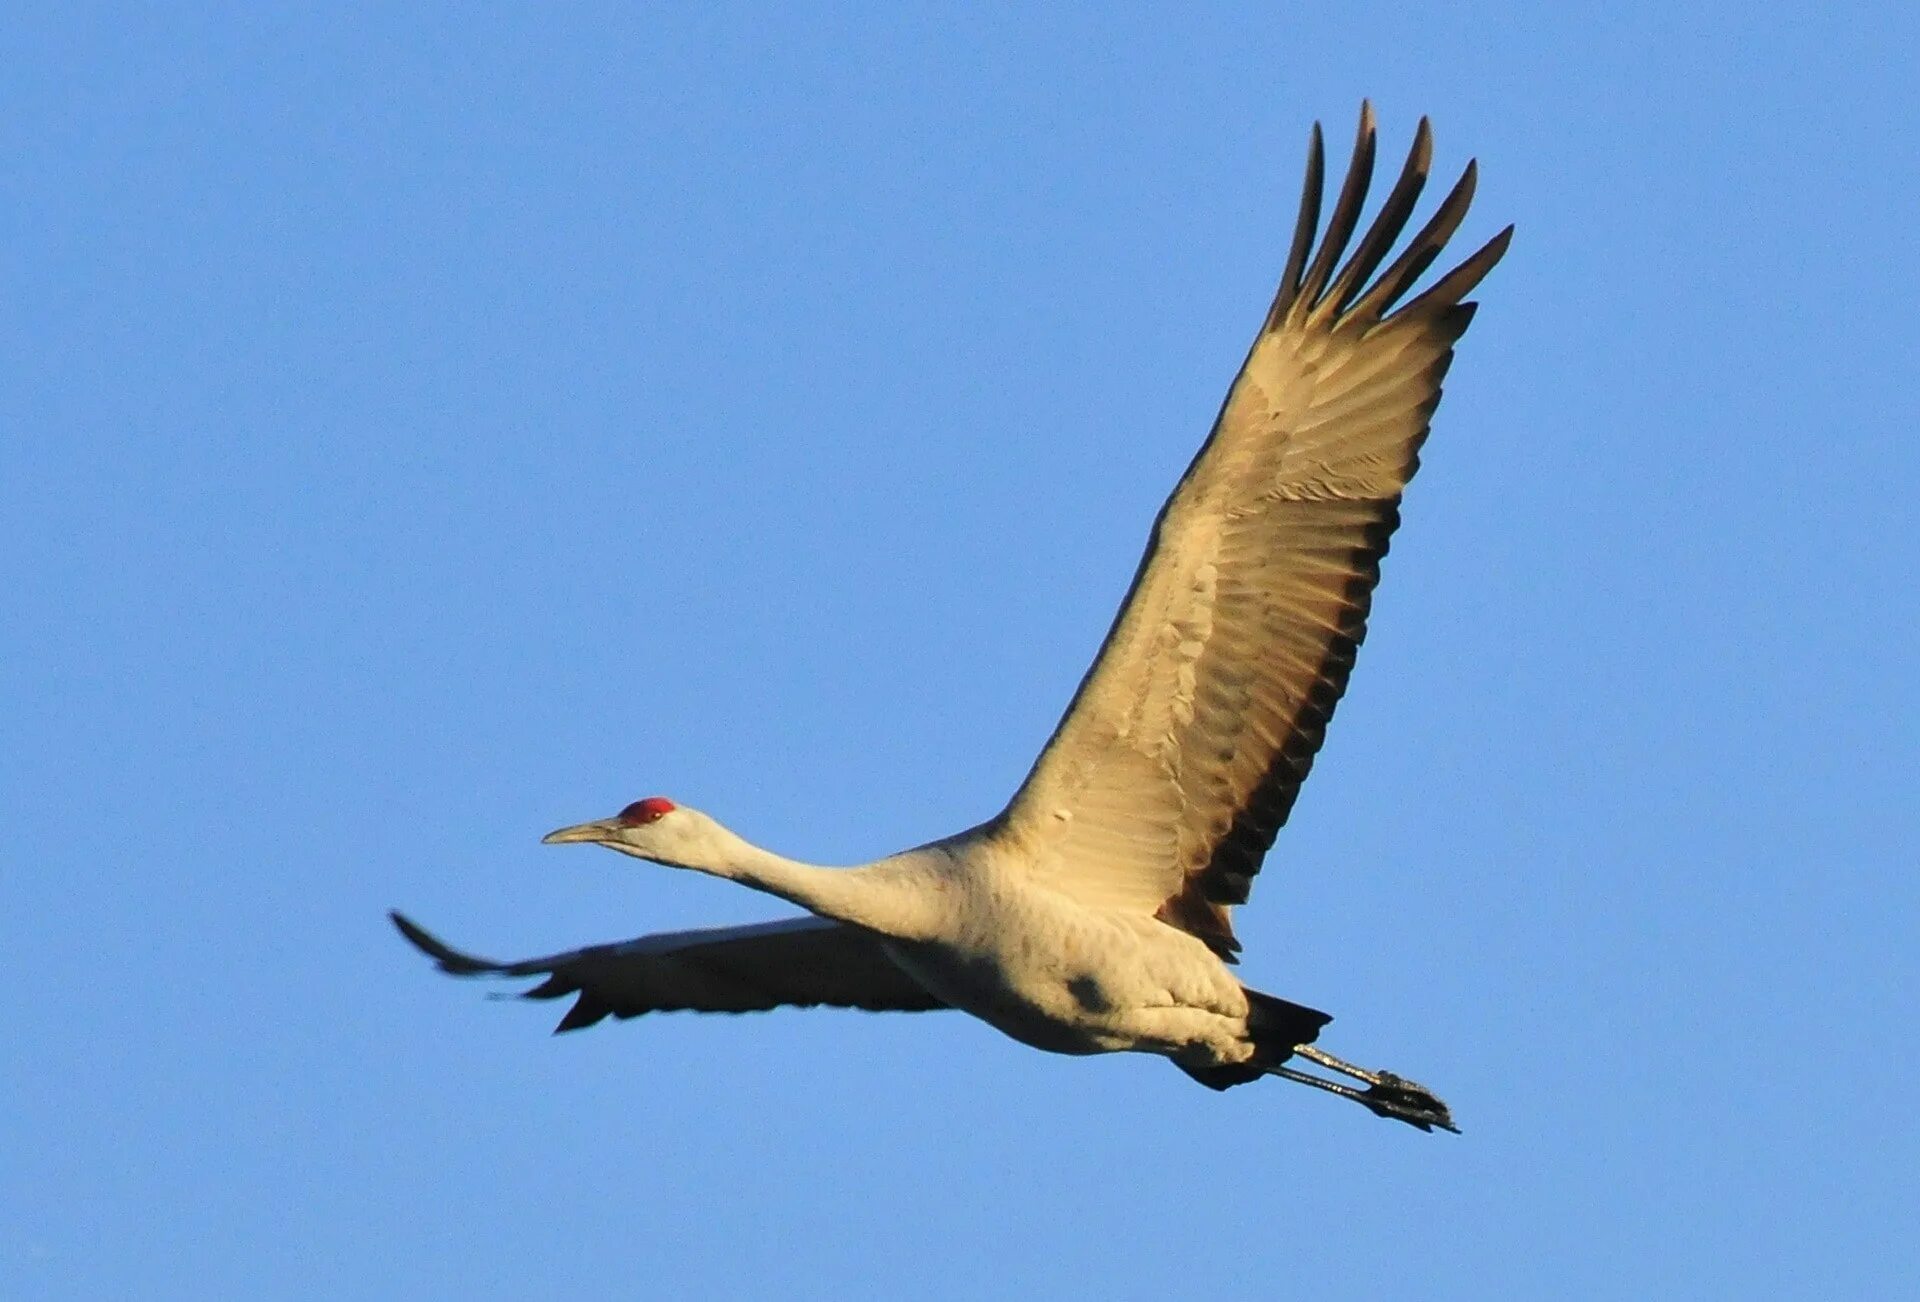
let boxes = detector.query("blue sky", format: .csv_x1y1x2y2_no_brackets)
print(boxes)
6,5,1917,1299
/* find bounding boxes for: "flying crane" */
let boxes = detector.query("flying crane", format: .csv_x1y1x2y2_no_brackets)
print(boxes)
395,104,1511,1132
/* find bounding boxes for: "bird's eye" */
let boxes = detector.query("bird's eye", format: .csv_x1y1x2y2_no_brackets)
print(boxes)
617,797,676,826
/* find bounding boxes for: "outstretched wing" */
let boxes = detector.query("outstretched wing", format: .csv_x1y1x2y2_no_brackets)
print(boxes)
993,105,1511,959
391,911,947,1032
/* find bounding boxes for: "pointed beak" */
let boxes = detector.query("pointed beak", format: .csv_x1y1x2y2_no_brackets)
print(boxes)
541,819,617,846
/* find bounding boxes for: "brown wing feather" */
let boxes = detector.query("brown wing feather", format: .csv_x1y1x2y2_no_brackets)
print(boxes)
994,106,1510,959
390,911,947,1031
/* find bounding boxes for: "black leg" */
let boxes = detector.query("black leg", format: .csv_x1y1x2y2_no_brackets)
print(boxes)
1275,1046,1459,1132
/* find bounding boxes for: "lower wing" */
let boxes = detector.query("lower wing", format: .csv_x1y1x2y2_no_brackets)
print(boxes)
390,911,948,1032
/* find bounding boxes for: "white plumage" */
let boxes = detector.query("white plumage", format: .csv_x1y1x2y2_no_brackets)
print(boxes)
395,104,1510,1132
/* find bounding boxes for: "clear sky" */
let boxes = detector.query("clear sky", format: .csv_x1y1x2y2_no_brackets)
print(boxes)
6,5,1917,1299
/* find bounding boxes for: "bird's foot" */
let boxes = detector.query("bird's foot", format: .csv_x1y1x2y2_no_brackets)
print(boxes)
1276,1044,1460,1133
1355,1071,1458,1133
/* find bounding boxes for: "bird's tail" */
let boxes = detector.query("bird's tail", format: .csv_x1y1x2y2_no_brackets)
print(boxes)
1177,988,1332,1090
1246,988,1335,1056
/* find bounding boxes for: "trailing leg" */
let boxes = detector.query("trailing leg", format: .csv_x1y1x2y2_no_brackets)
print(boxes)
1276,1044,1459,1132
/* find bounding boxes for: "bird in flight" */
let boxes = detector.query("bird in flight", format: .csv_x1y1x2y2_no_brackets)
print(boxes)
394,104,1510,1133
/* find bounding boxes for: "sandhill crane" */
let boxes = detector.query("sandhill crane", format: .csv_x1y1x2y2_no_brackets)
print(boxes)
394,104,1510,1133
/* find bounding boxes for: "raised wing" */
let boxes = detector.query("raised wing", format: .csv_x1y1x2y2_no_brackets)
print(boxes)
390,911,946,1031
993,105,1511,959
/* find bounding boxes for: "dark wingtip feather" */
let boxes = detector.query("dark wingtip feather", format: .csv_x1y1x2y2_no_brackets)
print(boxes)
1348,158,1482,323
520,975,576,1001
1269,121,1327,326
554,996,612,1034
1326,115,1436,316
390,910,501,977
1397,222,1514,320
1292,104,1379,312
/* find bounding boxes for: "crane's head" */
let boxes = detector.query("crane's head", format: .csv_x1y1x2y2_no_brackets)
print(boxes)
542,796,706,866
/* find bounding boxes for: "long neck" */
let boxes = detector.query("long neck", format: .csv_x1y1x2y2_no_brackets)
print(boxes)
673,819,947,942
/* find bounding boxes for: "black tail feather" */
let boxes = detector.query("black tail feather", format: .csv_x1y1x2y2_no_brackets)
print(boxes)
1245,988,1334,1050
1178,988,1333,1090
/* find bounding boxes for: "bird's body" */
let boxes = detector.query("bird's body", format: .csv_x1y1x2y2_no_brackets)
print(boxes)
395,105,1511,1132
870,837,1253,1063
